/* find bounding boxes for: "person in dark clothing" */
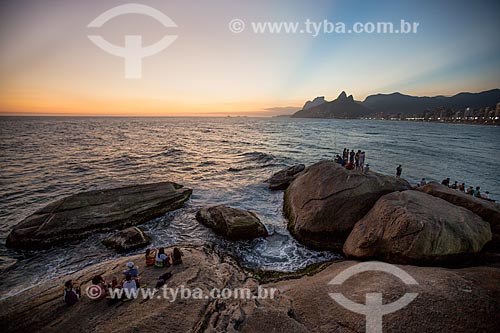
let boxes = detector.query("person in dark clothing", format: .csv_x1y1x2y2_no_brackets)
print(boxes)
441,178,450,186
349,150,355,164
396,165,402,177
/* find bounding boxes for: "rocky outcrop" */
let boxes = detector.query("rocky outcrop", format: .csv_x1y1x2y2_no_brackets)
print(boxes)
196,205,268,240
1,247,499,332
6,182,192,249
101,227,151,252
266,164,305,190
284,160,411,250
417,183,500,245
343,190,492,265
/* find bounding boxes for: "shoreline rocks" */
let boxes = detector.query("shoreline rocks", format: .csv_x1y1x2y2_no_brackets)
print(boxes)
6,182,192,249
266,164,305,190
284,160,411,250
1,246,499,333
101,227,151,252
196,205,268,240
343,190,492,265
417,182,500,250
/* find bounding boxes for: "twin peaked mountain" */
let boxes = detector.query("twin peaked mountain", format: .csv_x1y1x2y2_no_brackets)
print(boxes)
291,89,500,118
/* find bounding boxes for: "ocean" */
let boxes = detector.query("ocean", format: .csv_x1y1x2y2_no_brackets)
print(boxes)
0,116,499,298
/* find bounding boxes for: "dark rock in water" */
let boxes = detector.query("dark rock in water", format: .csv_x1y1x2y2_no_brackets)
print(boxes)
6,182,192,249
266,164,305,190
284,160,411,250
343,190,492,265
196,205,268,240
417,182,500,251
102,227,151,252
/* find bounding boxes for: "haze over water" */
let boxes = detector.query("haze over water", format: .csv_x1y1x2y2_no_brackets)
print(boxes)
0,116,499,298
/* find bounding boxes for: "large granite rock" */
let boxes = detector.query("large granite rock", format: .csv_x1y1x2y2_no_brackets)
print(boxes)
1,247,499,332
101,227,151,252
343,190,492,265
6,182,192,249
417,182,500,250
284,160,411,250
266,164,305,190
196,205,268,240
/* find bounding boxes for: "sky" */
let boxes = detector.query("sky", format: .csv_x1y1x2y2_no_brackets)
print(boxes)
0,0,499,116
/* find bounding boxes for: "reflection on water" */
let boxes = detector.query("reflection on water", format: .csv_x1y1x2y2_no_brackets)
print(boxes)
0,117,499,298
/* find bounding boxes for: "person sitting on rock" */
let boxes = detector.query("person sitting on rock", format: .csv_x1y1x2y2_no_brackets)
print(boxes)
458,183,465,192
123,262,140,287
91,275,108,300
122,274,137,300
364,164,370,175
155,272,173,288
145,248,157,267
63,280,81,306
473,186,481,198
466,186,474,195
441,178,450,187
172,247,184,265
154,247,171,268
345,161,354,170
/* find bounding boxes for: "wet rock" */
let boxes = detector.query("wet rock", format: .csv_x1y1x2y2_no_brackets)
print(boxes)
196,205,268,240
101,227,151,252
266,164,305,190
6,182,192,249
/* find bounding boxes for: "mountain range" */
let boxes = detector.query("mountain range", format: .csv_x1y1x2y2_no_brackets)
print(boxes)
291,89,500,119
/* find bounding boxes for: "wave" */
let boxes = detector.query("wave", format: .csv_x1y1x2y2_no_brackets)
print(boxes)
239,151,276,163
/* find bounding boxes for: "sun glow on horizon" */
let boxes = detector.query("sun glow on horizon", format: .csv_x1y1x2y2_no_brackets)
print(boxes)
1,0,499,116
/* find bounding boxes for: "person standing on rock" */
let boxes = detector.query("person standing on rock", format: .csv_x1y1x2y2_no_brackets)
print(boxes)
349,150,355,164
359,151,366,172
396,165,402,178
342,148,347,161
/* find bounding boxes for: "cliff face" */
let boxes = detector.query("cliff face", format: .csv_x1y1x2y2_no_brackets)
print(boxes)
292,91,372,119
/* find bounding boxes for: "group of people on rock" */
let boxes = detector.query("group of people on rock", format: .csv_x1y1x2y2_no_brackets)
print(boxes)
63,247,184,306
335,148,369,174
418,177,491,200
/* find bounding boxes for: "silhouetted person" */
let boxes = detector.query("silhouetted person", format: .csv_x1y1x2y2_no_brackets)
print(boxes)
419,178,426,186
441,178,450,187
396,165,402,178
349,150,355,163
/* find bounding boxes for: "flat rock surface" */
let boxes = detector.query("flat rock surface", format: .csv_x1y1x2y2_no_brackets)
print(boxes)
1,247,499,332
6,182,192,249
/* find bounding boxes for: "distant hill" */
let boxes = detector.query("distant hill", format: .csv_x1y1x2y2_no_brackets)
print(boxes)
363,89,500,116
292,91,371,119
292,89,500,118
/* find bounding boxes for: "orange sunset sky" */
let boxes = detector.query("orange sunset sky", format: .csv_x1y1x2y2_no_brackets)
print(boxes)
1,0,499,116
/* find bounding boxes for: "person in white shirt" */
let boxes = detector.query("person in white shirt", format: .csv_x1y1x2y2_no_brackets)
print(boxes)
122,273,137,300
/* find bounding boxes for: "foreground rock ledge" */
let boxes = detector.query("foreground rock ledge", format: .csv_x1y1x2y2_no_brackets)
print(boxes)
6,182,192,249
284,160,411,250
1,246,499,332
196,205,268,240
